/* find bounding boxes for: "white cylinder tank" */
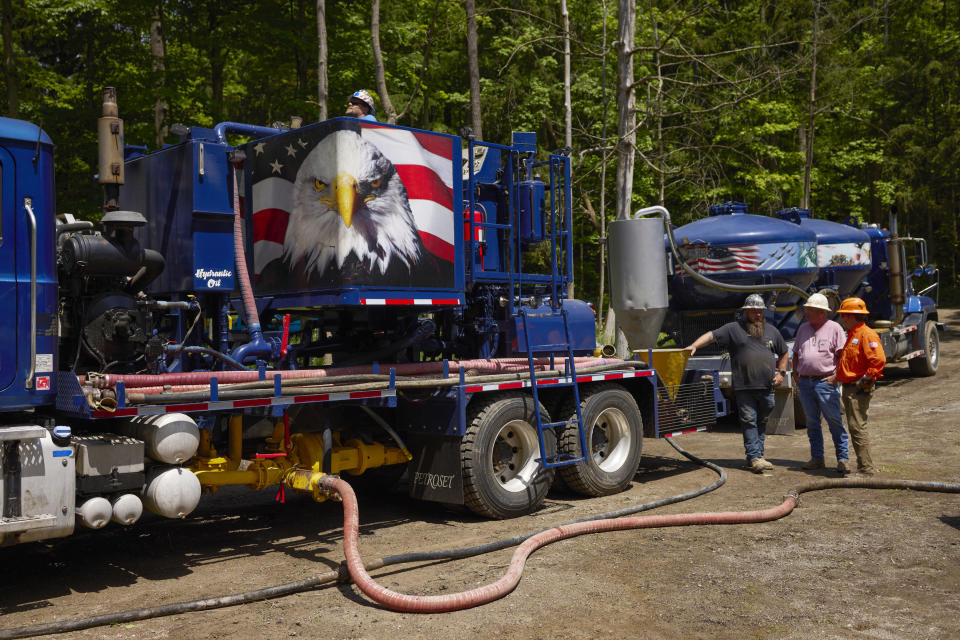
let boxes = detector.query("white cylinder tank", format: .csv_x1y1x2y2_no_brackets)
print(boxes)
143,467,201,519
120,413,200,464
111,493,144,525
77,496,113,529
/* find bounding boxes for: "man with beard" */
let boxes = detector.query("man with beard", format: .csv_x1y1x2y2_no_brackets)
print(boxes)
683,294,789,473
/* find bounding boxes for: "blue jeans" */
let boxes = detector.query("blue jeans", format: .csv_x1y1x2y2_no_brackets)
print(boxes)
797,377,849,461
735,389,776,462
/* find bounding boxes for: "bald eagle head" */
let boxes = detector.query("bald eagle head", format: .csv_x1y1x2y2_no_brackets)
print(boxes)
285,129,421,278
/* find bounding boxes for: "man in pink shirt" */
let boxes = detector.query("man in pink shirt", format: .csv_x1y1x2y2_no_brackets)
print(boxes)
791,293,850,474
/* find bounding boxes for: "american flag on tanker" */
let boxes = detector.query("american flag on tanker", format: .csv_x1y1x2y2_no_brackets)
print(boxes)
246,120,456,286
677,243,760,274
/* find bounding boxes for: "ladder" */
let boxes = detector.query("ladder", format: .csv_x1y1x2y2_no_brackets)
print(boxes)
518,306,587,469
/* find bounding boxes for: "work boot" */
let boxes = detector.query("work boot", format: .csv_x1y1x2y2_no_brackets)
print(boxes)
837,460,850,475
802,458,825,470
750,458,773,473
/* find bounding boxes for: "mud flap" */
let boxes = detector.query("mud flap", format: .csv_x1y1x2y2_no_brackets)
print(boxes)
404,434,464,504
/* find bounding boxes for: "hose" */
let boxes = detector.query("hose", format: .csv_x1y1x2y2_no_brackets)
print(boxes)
0,438,720,639
87,357,627,389
332,473,960,613
106,362,648,406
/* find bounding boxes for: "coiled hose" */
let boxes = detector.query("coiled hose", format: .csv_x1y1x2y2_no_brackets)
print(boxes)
0,439,721,639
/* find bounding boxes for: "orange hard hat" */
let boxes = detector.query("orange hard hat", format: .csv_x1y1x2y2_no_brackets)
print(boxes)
838,297,869,314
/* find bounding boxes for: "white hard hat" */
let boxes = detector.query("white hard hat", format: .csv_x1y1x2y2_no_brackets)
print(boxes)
804,293,831,312
741,294,766,310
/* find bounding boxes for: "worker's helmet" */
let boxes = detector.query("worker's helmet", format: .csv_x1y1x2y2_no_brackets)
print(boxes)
349,89,376,114
741,294,766,310
838,297,869,315
803,292,832,312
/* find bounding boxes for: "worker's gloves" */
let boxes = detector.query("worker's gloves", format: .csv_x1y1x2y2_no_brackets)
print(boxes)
857,377,875,394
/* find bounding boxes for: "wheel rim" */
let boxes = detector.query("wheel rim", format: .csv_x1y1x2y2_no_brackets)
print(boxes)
927,328,939,366
590,407,632,472
490,419,542,493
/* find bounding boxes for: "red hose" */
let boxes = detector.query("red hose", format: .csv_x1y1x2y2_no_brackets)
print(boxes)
91,358,619,389
232,164,261,331
322,476,797,613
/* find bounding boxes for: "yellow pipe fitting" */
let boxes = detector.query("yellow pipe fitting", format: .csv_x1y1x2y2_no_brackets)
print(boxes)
191,457,293,491
198,428,216,458
264,419,286,451
228,414,243,470
284,468,330,502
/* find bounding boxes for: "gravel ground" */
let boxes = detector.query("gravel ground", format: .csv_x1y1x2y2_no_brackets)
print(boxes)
2,311,958,640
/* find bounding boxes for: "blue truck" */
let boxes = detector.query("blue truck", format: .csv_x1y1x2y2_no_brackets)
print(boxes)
0,89,717,546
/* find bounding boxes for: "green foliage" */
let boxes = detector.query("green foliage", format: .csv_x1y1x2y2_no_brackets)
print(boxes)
1,0,959,300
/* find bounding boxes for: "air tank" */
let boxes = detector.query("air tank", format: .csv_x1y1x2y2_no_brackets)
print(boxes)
76,496,113,529
111,493,144,525
118,413,200,464
607,213,669,348
143,467,201,519
776,208,872,297
668,202,819,309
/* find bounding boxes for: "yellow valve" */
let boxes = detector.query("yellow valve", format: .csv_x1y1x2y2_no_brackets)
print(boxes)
284,468,331,502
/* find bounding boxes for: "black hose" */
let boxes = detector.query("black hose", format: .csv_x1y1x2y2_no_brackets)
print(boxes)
0,438,719,639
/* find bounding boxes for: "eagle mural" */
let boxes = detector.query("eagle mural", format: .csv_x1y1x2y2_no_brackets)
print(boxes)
251,121,456,291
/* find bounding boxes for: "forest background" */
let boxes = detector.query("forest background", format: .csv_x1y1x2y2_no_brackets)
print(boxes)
2,0,959,327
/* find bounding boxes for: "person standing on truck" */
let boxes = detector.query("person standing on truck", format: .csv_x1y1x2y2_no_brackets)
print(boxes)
835,297,886,476
345,89,378,121
683,294,789,474
791,293,851,475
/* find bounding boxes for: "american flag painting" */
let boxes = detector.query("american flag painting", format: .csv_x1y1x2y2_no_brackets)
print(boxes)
676,241,817,275
246,119,456,292
677,243,761,274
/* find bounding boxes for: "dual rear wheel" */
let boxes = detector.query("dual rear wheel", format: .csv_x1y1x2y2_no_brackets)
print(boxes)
460,385,643,519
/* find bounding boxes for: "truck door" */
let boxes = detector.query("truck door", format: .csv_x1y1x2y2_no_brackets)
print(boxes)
0,146,18,391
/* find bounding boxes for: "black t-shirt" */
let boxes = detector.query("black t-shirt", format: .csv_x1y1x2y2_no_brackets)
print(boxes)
713,320,788,391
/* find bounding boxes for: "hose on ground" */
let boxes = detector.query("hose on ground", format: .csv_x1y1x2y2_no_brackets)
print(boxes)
0,438,718,639
334,473,960,614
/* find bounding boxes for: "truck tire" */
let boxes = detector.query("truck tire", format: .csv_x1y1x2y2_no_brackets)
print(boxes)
557,384,643,497
908,320,939,376
461,393,555,519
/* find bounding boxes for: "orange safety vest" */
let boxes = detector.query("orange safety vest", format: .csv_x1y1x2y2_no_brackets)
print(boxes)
836,321,886,383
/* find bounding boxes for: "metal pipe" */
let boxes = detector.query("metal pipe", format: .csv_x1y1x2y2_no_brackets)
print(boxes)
228,415,243,468
213,122,283,144
24,199,37,389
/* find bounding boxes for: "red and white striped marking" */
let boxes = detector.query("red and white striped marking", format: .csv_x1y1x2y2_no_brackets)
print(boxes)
903,349,925,361
463,369,654,394
360,298,461,306
899,325,918,335
92,388,396,419
663,426,708,438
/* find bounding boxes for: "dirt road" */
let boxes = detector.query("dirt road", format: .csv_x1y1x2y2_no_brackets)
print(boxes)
2,312,959,640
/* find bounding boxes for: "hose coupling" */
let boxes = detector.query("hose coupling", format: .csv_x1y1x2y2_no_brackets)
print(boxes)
784,490,801,506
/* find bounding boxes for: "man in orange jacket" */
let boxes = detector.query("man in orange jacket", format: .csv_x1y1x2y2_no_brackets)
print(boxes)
835,297,887,475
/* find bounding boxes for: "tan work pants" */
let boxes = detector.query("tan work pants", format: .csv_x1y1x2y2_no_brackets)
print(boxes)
841,383,875,473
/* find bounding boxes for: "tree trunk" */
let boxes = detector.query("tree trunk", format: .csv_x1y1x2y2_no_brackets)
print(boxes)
1,0,17,117
150,4,167,150
465,0,483,139
597,0,610,336
561,0,571,150
801,0,820,210
652,9,665,206
371,0,397,123
604,0,635,344
316,0,328,120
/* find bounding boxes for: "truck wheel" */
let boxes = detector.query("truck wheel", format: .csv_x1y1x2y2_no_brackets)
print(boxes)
461,393,555,519
908,320,939,376
557,384,643,497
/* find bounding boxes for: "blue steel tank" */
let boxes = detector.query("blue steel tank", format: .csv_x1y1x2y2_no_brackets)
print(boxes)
668,202,819,310
776,208,872,298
